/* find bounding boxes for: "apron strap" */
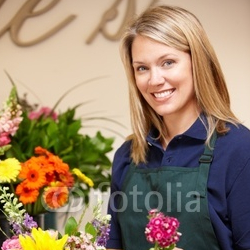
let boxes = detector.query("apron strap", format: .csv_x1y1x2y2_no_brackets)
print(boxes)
196,131,217,197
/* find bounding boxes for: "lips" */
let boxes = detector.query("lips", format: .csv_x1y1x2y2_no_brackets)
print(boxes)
153,89,175,98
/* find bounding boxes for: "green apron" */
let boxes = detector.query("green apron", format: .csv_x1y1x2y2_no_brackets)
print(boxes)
117,133,221,250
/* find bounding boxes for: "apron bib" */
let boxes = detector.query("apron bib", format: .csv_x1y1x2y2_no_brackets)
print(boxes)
117,133,221,250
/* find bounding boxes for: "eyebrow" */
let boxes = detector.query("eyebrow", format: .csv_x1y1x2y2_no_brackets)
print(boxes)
132,53,178,65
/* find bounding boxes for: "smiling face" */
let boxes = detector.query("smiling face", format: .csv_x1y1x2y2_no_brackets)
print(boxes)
132,35,199,123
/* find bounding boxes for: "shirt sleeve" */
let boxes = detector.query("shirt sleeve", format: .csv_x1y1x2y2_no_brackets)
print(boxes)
228,157,250,249
106,140,132,249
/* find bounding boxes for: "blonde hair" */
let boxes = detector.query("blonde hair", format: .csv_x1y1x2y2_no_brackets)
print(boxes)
120,5,239,164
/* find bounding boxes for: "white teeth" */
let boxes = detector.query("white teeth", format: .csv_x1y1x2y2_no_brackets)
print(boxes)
153,89,173,98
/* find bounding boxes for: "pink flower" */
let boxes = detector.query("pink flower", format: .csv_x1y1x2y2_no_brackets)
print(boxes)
65,232,96,250
145,209,181,249
0,132,11,146
0,93,23,142
28,107,57,120
1,236,22,250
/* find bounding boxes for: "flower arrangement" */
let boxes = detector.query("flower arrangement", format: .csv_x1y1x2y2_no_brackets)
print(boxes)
16,146,76,214
0,74,115,211
0,144,95,239
0,85,101,215
0,75,115,245
2,146,93,215
145,209,181,250
0,185,111,250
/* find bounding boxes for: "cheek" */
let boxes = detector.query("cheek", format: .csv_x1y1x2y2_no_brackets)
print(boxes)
135,76,148,94
173,68,193,91
179,78,196,103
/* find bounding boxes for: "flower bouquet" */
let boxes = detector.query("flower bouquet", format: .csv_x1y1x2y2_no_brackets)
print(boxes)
0,84,103,208
13,146,93,215
0,75,115,245
145,209,181,250
0,185,111,250
1,78,114,203
0,73,115,208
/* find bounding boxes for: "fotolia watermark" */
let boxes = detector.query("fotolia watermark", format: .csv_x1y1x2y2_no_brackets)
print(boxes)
41,182,111,213
109,182,202,213
40,181,202,213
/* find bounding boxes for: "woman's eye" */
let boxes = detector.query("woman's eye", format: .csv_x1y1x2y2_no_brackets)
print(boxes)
164,60,174,67
137,66,147,71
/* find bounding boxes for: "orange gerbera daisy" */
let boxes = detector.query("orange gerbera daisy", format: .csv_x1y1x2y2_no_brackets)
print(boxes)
42,161,56,184
45,170,56,184
16,182,40,204
57,168,74,187
18,158,47,190
52,157,70,174
43,182,69,209
35,146,52,157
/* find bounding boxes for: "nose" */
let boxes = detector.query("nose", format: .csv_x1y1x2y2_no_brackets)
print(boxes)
148,67,165,86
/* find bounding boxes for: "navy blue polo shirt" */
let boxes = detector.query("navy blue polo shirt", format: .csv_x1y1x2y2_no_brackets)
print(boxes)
107,117,250,250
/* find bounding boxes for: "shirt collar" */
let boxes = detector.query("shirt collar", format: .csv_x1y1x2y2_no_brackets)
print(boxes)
183,115,207,140
147,115,207,145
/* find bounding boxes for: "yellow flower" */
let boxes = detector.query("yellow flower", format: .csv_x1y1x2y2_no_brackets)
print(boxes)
72,168,94,187
19,227,68,250
0,158,21,183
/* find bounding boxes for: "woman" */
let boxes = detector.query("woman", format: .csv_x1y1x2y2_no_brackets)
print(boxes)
106,5,250,250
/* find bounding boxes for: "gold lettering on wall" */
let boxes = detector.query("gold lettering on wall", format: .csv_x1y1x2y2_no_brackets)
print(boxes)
86,0,135,44
0,0,158,47
0,0,76,47
86,0,158,44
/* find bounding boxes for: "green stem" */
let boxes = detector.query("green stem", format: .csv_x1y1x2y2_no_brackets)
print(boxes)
77,204,89,231
51,76,108,112
155,242,159,250
0,226,9,239
9,183,15,194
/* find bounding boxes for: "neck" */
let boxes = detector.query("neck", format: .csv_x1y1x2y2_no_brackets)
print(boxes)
163,110,200,140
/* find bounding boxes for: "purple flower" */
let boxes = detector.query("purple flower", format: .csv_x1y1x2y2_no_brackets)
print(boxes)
11,221,23,235
10,213,37,235
96,224,111,246
91,218,111,247
23,213,38,230
91,218,100,228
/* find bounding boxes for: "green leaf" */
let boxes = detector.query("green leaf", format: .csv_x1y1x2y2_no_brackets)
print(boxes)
64,216,78,235
85,222,97,241
0,145,11,156
165,243,176,250
46,121,58,137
